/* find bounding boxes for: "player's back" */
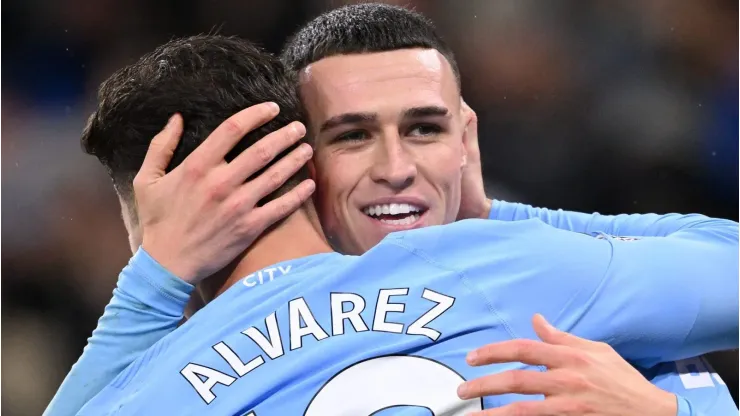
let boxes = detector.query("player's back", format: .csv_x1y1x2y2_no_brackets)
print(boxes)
79,217,730,415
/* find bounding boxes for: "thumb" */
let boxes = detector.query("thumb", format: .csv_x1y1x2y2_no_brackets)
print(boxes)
140,114,183,179
532,313,590,347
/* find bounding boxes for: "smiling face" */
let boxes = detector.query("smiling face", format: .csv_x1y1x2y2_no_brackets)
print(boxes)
299,48,468,255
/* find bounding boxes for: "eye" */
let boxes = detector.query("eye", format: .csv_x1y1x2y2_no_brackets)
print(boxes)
408,123,442,138
334,130,369,143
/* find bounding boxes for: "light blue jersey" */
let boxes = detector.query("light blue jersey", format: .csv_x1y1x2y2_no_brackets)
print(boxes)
78,217,737,415
649,357,737,415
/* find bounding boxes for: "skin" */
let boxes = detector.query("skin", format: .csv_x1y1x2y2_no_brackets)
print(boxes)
110,50,678,416
300,49,470,255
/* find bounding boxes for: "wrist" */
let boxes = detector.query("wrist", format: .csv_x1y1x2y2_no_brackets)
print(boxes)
651,389,678,416
478,199,493,220
140,242,197,284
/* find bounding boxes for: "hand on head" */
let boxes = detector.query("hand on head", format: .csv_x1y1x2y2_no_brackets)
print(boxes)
135,103,315,284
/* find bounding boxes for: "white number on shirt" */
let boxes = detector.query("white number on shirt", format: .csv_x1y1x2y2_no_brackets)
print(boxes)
676,356,726,389
302,355,482,415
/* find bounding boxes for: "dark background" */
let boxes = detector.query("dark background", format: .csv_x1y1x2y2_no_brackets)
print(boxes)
2,1,737,414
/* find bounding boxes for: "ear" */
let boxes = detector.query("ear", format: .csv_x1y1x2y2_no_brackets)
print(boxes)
459,98,476,169
308,158,317,180
460,98,475,145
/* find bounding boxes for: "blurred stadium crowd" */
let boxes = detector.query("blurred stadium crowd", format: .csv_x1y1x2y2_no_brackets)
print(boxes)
2,1,737,415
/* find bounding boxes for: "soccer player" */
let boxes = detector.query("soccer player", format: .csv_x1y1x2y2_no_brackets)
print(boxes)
49,34,736,415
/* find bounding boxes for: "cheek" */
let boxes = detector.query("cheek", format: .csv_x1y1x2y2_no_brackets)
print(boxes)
425,143,464,184
312,156,350,228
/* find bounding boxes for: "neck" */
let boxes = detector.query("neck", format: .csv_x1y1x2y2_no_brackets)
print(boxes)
201,205,333,301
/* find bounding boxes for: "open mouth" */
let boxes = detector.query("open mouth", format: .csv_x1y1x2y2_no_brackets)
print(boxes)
362,203,428,226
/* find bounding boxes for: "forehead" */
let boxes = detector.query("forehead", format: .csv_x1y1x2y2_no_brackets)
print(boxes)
299,49,459,119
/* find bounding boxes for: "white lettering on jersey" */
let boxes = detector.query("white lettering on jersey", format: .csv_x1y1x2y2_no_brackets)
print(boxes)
243,265,292,288
373,288,408,334
406,289,456,341
184,288,456,405
289,297,329,350
180,363,236,404
213,342,264,377
330,293,369,335
676,356,725,389
242,312,285,360
305,355,481,415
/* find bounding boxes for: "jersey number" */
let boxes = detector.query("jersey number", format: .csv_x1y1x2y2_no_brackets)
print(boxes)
676,357,726,389
246,356,482,415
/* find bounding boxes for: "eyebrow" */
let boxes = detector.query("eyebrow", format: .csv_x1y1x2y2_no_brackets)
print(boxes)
319,105,450,133
402,105,450,119
320,112,376,133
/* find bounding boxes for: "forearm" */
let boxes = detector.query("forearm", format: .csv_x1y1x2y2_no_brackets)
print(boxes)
582,224,738,365
44,249,192,416
490,199,733,238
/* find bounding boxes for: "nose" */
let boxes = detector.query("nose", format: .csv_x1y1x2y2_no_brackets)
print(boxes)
369,133,417,190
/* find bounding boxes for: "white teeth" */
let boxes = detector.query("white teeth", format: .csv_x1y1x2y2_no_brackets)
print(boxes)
363,203,422,217
378,213,420,225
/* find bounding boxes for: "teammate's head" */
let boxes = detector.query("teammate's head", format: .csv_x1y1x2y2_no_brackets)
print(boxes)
282,3,470,255
83,35,305,249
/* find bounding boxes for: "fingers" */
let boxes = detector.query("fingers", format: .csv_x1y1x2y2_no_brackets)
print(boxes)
192,102,281,164
467,338,578,369
228,121,307,184
458,369,563,399
250,179,316,230
139,114,183,179
240,142,313,203
532,314,595,349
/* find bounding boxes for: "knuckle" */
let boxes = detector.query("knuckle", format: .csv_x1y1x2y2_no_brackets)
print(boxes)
569,350,592,367
207,178,231,201
505,370,526,390
253,144,273,164
267,170,284,190
466,379,485,398
262,105,278,119
132,174,146,190
222,118,243,135
513,339,536,357
563,398,592,414
184,161,205,179
238,215,259,236
222,197,243,217
562,370,589,391
147,138,163,152
149,131,170,146
276,199,293,218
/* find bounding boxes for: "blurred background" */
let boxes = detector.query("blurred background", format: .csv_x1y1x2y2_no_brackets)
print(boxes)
2,0,737,414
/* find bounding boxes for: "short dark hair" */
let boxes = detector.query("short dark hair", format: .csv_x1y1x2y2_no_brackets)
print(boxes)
82,34,305,214
280,3,460,87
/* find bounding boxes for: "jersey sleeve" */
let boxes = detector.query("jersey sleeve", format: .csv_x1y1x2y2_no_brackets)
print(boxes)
393,218,737,367
490,199,730,238
577,222,738,367
644,357,738,416
43,248,192,416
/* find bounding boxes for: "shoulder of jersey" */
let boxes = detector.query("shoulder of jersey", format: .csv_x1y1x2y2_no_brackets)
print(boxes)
380,218,551,254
